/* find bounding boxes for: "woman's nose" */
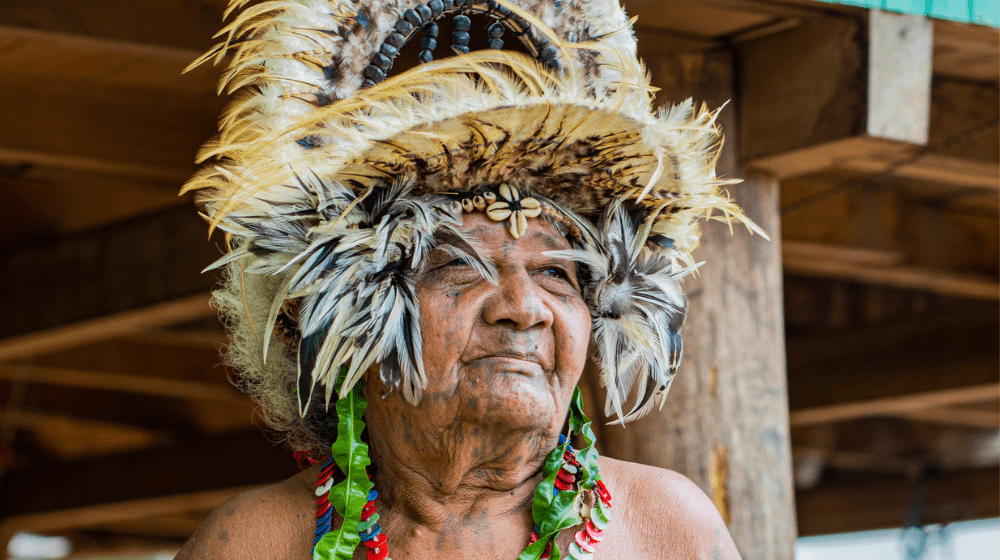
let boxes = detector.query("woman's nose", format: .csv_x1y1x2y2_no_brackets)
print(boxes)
481,266,554,330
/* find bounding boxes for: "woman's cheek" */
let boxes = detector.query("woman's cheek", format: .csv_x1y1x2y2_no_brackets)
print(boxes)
418,289,470,391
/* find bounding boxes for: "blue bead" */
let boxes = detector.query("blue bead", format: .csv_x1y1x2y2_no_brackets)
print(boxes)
558,434,567,444
359,523,382,541
368,488,378,501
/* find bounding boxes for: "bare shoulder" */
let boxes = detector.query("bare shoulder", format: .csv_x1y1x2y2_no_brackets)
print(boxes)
174,467,318,560
598,457,741,560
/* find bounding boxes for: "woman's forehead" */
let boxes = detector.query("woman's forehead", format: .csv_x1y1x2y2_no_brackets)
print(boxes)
457,213,572,254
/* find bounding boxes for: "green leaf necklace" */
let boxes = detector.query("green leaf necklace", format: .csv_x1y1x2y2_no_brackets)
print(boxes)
312,373,611,560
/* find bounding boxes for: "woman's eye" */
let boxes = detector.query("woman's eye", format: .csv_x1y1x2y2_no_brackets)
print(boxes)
541,266,569,280
444,257,470,267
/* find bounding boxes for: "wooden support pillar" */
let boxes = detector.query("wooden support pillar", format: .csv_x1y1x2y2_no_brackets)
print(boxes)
580,48,796,559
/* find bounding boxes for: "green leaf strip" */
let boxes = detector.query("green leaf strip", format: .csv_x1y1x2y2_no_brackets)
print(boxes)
314,367,372,560
519,388,605,559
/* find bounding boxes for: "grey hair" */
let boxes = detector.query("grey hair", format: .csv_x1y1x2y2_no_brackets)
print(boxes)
214,259,335,456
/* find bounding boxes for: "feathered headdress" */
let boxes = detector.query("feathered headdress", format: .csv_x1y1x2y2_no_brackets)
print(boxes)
186,0,762,430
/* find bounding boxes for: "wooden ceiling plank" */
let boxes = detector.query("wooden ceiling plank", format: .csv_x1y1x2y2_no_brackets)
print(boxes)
890,406,999,428
0,486,256,535
0,24,213,92
782,240,907,268
796,466,999,536
837,153,999,191
0,0,225,51
0,147,192,183
782,255,999,299
2,408,163,436
790,382,999,426
0,294,214,362
933,20,1000,81
793,445,922,476
0,432,299,518
0,203,221,348
0,364,240,401
786,307,997,370
123,329,228,350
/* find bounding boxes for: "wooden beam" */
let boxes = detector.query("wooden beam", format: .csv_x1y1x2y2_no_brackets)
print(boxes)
794,446,922,476
0,364,241,401
0,77,218,182
867,10,932,145
123,329,228,350
783,240,906,268
0,0,225,51
796,466,999,536
0,486,256,535
788,351,998,412
93,512,207,539
0,432,299,518
933,20,1000,82
786,307,998,370
0,203,222,348
0,294,214,362
890,405,999,429
1,408,167,459
0,175,182,249
837,153,999,191
0,25,213,92
790,382,999,427
782,243,999,299
737,15,869,165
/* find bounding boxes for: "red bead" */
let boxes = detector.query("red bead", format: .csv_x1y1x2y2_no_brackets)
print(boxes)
575,530,597,553
563,452,579,466
316,501,331,517
554,479,572,491
363,533,387,548
595,480,611,505
585,520,604,541
556,469,575,484
360,502,377,520
366,544,389,560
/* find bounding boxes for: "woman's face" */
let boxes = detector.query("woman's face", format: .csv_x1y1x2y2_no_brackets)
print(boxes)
370,212,592,440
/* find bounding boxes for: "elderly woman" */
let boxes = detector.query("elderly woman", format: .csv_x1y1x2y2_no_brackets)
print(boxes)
175,0,752,558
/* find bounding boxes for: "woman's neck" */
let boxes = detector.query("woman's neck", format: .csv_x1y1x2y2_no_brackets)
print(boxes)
363,394,560,532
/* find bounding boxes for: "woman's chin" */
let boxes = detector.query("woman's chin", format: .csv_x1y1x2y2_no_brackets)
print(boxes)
457,373,561,433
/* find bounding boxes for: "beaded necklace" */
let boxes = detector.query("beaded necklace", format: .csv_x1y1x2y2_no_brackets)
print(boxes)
311,382,611,560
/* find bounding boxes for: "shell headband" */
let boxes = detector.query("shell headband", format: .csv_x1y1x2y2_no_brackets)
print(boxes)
186,0,761,425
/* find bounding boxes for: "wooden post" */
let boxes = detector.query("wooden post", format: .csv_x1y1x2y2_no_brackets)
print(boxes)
579,49,797,559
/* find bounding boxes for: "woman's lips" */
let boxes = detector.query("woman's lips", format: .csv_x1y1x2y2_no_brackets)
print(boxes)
467,355,545,377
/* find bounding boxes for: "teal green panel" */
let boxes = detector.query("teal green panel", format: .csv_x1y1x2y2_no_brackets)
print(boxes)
816,0,999,26
833,0,882,7
884,0,927,13
928,0,973,20
971,0,999,25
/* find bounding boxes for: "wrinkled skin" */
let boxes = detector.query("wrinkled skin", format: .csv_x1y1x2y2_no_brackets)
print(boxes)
176,215,742,560
364,213,591,497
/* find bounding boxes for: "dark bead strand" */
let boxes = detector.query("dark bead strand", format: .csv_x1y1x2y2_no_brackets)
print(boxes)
394,19,414,36
403,8,422,27
415,4,432,22
418,22,439,64
487,21,504,50
452,14,471,54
